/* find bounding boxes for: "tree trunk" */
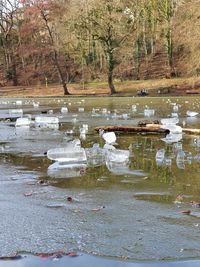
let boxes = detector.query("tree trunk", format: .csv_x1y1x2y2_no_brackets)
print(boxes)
2,44,9,71
53,50,70,95
10,52,18,86
106,50,116,94
142,21,148,57
108,70,115,95
11,62,18,86
40,10,70,95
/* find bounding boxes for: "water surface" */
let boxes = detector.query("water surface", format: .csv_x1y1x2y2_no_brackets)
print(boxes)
0,96,200,261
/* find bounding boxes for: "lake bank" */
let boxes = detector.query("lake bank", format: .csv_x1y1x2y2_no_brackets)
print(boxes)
1,77,200,97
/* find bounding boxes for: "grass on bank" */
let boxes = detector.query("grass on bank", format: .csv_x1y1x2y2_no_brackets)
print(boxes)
0,76,200,97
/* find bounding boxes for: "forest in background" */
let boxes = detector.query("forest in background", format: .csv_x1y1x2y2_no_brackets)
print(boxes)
0,0,199,95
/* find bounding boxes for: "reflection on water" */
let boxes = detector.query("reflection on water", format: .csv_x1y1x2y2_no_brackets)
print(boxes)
0,97,200,260
48,162,87,179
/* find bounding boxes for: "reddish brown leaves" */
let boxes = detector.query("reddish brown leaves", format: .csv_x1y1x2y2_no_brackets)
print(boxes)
35,251,78,259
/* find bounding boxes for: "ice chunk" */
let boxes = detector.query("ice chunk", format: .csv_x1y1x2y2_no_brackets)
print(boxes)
186,111,198,117
79,127,86,135
186,152,193,163
99,129,104,136
161,118,179,126
85,144,105,167
194,154,200,162
131,104,137,112
35,116,59,126
16,100,22,105
47,146,87,164
122,113,129,119
173,142,182,152
92,108,100,115
48,109,54,114
102,108,108,114
162,124,182,134
15,126,30,135
72,139,81,147
33,102,39,108
106,162,146,176
47,139,84,164
106,149,130,164
176,150,185,169
144,109,155,117
48,162,86,178
103,143,116,150
65,129,74,135
9,109,23,115
102,132,116,144
155,149,165,165
176,150,185,162
80,133,86,140
61,107,68,113
171,113,179,118
71,118,77,124
161,133,182,144
82,124,88,131
79,124,88,135
164,158,172,166
193,137,200,149
15,118,31,127
173,105,179,112
78,107,84,112
182,120,186,127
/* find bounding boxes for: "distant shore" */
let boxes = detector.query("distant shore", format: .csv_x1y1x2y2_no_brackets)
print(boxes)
1,77,200,97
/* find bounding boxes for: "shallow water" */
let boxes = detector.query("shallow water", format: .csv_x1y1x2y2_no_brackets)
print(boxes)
0,253,200,267
0,97,200,261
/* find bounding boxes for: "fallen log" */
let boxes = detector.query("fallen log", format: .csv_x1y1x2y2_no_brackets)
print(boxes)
95,125,200,135
137,119,160,127
186,90,200,95
146,124,200,135
95,125,169,134
181,128,200,135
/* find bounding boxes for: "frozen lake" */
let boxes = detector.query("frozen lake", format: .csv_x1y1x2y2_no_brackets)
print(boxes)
0,96,200,262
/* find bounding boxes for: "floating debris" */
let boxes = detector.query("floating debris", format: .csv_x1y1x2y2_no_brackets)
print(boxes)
91,206,105,211
0,254,22,260
24,192,33,197
181,210,191,215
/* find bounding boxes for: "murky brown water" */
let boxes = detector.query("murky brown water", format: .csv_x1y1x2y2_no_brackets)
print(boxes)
0,96,200,261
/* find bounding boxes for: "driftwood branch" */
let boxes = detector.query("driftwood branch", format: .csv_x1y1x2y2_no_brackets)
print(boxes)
146,124,200,135
95,125,200,135
95,125,169,134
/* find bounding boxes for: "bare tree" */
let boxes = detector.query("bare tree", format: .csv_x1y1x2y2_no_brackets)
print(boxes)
0,0,20,85
22,0,70,95
77,0,137,94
